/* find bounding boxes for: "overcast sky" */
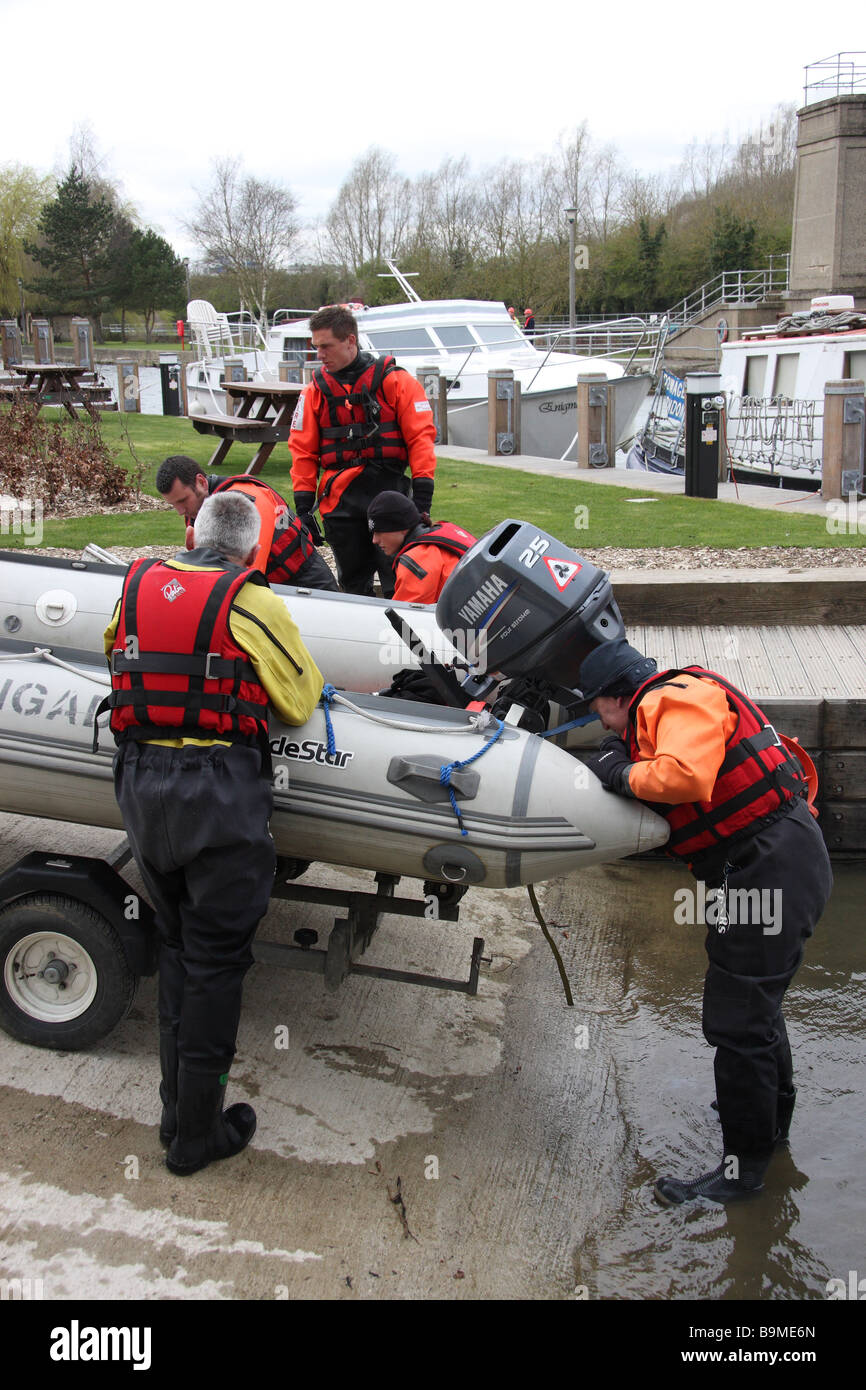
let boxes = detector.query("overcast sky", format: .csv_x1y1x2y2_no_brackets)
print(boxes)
1,0,860,263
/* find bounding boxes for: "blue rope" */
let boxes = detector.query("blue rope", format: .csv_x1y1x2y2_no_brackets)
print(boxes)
540,712,600,739
321,682,337,756
440,718,505,837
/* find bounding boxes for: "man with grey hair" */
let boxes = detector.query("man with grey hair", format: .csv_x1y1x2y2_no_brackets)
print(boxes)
103,491,323,1177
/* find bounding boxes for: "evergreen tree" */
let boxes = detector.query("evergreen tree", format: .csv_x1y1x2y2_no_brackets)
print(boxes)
24,166,117,332
126,229,185,341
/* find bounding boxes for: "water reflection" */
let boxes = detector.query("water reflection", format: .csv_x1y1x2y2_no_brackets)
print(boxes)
573,861,865,1300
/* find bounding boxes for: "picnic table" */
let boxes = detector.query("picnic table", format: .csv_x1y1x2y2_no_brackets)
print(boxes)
189,379,303,476
0,363,114,420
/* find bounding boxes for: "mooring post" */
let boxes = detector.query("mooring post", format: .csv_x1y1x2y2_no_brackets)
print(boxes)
117,361,141,413
416,365,448,445
487,367,520,457
576,374,608,468
70,317,94,372
32,318,54,365
822,380,866,501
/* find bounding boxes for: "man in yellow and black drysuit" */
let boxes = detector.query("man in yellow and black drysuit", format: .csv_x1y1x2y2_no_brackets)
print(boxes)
580,638,833,1205
102,491,323,1176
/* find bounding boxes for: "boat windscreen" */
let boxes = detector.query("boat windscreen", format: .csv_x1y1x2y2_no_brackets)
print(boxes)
433,324,476,349
366,327,437,355
471,324,524,347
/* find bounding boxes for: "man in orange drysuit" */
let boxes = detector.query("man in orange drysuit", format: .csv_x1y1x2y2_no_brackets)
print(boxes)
367,491,476,605
289,305,437,597
580,639,833,1206
156,455,337,592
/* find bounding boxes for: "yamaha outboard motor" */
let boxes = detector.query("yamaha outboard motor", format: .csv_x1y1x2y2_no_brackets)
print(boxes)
436,520,625,707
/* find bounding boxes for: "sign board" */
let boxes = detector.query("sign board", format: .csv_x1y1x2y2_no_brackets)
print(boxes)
662,370,686,424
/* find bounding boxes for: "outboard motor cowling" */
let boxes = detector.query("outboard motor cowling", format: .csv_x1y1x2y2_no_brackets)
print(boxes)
436,519,625,690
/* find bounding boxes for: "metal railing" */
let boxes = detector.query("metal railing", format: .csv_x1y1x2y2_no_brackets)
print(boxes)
664,258,790,334
532,317,664,374
804,52,866,105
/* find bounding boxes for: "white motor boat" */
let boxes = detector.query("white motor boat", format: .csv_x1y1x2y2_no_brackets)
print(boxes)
628,295,866,485
186,265,651,463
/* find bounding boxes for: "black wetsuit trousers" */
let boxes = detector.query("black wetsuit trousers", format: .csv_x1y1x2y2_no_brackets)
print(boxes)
114,741,275,1075
699,798,833,1161
322,464,410,597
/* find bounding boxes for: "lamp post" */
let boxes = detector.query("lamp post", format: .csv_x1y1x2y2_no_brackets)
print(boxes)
565,208,577,330
17,278,25,336
182,258,191,305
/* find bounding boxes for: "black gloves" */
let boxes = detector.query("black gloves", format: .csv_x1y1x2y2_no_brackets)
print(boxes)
412,478,434,525
293,492,324,547
585,735,636,797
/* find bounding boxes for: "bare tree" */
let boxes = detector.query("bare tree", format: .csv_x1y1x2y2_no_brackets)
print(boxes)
325,147,412,272
185,157,299,325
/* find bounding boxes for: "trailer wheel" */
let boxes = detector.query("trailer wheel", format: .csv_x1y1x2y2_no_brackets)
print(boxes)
0,894,136,1050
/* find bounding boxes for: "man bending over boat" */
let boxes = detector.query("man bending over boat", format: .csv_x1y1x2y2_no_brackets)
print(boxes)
156,454,337,592
367,491,476,605
289,305,437,597
579,639,833,1206
101,492,323,1175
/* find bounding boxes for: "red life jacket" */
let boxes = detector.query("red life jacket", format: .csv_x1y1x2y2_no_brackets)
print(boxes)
314,356,408,475
396,522,475,566
626,666,809,859
102,558,271,747
211,475,315,584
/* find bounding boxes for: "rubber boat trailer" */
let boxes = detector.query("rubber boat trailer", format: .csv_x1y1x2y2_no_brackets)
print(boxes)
0,837,485,1052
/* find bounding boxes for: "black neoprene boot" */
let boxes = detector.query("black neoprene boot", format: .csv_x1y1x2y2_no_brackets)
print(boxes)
158,1032,178,1148
654,1154,769,1206
166,1070,257,1177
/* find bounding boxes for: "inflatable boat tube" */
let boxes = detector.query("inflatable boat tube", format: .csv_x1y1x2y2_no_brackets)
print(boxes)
0,645,669,888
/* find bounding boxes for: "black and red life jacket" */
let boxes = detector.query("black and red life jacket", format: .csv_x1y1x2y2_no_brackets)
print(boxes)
314,356,408,474
211,475,314,584
397,522,475,562
100,557,271,748
395,522,475,581
626,666,809,859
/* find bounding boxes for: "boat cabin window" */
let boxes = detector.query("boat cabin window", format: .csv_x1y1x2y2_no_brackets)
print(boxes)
281,336,308,356
471,324,523,348
744,354,768,398
366,328,437,355
844,350,866,385
772,353,799,400
433,325,475,349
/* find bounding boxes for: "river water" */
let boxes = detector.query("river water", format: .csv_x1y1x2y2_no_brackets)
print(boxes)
554,858,865,1300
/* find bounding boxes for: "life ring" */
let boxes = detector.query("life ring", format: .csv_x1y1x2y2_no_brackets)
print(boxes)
779,733,819,813
717,317,729,344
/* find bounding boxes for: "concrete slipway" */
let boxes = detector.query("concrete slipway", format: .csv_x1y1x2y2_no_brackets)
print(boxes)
0,802,862,1304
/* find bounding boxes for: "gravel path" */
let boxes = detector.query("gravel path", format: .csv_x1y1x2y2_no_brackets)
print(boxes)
26,544,866,571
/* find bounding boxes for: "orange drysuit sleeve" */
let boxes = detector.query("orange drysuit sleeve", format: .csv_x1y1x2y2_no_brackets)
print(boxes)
627,675,739,804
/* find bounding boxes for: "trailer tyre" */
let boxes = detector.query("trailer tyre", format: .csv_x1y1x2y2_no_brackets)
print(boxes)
0,894,136,1050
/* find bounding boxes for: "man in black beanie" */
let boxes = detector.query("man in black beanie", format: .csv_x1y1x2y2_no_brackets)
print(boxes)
367,491,476,605
580,638,833,1206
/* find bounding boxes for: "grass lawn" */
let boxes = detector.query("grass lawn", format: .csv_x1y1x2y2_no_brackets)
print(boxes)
1,412,863,552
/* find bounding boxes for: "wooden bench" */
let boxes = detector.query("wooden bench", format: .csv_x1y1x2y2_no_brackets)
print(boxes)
188,381,302,474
